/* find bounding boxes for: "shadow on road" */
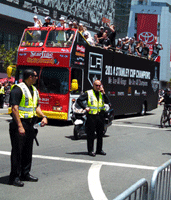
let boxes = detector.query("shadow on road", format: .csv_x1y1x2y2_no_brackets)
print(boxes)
162,153,171,156
66,152,89,156
0,175,10,185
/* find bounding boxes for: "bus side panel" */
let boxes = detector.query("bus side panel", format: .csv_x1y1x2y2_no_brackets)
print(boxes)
83,46,160,116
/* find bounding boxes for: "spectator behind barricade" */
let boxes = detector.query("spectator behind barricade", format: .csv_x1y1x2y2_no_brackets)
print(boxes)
78,23,84,34
57,17,66,28
73,21,78,29
96,26,104,45
135,40,144,57
142,43,149,59
83,31,95,46
115,38,122,52
107,23,116,48
122,36,130,54
101,32,111,50
43,16,52,27
151,41,163,61
129,38,136,55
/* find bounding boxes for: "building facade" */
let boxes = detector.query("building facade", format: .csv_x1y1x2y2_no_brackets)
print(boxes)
128,0,171,88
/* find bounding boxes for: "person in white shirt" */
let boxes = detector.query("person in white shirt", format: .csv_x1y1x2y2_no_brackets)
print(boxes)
83,31,95,46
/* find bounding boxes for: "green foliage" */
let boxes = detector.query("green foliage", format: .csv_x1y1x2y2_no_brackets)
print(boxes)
0,44,18,76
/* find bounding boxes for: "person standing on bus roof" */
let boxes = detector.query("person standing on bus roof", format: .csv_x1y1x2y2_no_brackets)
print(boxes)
43,16,53,27
77,80,110,157
8,69,48,187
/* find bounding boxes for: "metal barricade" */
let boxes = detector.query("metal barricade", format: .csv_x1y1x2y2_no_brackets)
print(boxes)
150,159,171,200
113,178,148,200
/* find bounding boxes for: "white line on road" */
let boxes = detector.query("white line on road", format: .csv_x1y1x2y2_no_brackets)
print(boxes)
112,123,167,131
0,150,156,170
0,116,11,119
0,150,156,200
114,116,145,121
88,163,108,200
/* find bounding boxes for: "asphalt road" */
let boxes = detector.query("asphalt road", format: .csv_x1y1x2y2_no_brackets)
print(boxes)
0,105,171,200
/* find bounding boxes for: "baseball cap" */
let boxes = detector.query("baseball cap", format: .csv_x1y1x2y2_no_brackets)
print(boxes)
69,21,73,25
59,17,65,21
33,15,38,19
100,26,104,29
118,38,122,41
125,36,129,40
45,16,51,20
83,31,89,36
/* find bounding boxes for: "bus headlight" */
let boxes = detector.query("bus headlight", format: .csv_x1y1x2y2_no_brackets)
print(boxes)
53,106,62,111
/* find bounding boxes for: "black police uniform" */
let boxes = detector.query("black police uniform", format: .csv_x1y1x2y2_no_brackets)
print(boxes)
77,90,110,153
9,83,38,182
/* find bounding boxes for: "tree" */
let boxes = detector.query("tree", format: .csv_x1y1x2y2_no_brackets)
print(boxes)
0,44,18,76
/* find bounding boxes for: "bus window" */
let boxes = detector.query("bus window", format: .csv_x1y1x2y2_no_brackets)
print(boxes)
71,68,83,94
39,67,69,94
46,30,75,48
15,66,40,88
21,30,48,47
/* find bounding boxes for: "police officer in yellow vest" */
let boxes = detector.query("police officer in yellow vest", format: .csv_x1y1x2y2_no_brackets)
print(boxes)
77,80,110,157
9,69,48,187
0,82,5,108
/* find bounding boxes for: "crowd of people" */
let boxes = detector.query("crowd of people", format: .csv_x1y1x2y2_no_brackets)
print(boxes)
32,15,163,61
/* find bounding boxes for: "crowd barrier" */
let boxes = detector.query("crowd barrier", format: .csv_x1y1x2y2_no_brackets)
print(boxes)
150,159,171,200
113,159,171,200
113,178,148,200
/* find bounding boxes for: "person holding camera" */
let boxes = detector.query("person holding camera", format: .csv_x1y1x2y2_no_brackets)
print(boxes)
77,80,110,157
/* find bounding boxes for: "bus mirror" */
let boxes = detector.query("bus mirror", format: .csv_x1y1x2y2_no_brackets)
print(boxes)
71,79,78,91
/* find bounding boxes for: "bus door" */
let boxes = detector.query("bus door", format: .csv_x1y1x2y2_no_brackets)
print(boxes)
68,67,84,120
38,66,69,120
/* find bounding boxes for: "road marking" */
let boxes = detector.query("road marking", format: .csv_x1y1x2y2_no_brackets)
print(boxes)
114,116,145,121
88,163,108,200
0,150,156,200
0,150,156,170
112,123,167,130
0,116,11,119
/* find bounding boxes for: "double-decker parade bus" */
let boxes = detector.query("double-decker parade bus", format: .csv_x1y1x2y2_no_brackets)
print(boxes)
12,26,160,120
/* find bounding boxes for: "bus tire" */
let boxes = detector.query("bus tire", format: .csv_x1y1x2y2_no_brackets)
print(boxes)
140,103,146,116
74,125,81,140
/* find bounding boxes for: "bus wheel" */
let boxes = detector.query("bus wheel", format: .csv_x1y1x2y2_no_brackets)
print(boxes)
74,125,82,140
140,103,146,116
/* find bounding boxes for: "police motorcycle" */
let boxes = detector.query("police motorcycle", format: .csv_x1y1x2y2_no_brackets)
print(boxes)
71,99,114,140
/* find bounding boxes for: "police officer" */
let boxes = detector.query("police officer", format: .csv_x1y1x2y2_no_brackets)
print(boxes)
9,69,48,187
77,80,110,157
0,82,5,108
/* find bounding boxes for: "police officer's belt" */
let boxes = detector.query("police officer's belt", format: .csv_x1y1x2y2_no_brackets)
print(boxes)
21,118,35,124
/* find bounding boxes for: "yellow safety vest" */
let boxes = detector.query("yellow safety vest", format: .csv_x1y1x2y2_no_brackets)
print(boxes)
12,82,39,118
0,86,5,94
87,89,105,114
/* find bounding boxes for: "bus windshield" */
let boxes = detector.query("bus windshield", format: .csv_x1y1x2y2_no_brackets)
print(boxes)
39,67,69,94
21,30,48,47
46,30,75,48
